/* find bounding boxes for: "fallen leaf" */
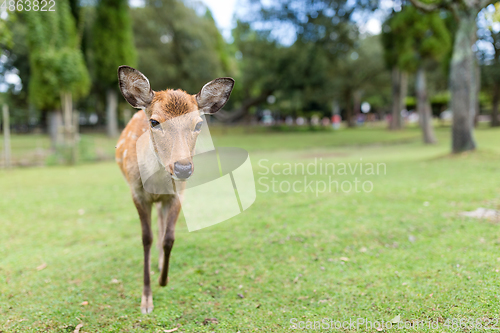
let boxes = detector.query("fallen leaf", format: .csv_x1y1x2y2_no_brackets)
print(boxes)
110,278,119,284
237,293,244,298
164,328,178,333
340,257,349,262
81,301,88,306
203,318,218,325
36,263,47,271
74,323,83,333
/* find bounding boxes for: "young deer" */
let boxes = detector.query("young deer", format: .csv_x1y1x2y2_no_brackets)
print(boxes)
115,66,234,313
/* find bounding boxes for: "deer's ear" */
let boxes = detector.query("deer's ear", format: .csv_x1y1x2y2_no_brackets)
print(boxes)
196,78,234,114
118,66,155,109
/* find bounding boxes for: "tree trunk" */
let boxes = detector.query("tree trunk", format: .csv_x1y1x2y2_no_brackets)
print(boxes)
61,92,77,164
416,67,436,144
390,67,407,130
48,111,63,149
345,89,355,128
353,90,362,125
492,82,500,127
106,88,119,137
450,13,478,153
3,104,11,168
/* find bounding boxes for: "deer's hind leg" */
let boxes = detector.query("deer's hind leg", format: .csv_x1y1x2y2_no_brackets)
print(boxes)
158,195,181,287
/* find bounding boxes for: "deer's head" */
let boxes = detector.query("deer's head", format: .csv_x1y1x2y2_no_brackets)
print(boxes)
118,66,234,180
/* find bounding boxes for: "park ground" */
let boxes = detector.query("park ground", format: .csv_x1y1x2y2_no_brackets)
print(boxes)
1,125,500,332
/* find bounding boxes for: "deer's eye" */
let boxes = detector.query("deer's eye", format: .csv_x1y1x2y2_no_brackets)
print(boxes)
194,121,203,132
150,119,160,128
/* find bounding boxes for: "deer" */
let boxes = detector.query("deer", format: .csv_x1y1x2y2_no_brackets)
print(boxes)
115,66,234,314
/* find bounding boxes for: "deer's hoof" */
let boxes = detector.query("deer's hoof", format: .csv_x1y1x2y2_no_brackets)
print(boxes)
141,294,154,314
159,276,169,287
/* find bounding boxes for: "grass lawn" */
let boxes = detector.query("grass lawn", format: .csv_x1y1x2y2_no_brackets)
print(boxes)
1,125,500,332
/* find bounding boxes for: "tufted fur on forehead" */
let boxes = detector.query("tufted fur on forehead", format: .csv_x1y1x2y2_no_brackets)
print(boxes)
149,89,199,120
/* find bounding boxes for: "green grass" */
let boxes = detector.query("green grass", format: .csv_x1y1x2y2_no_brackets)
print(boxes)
1,126,500,332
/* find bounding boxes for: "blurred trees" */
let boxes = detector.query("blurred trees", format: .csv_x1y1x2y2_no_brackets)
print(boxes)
91,0,136,137
24,0,90,148
219,0,385,122
130,0,230,94
409,0,495,153
3,0,500,147
333,35,388,127
383,5,451,143
480,3,500,127
216,20,332,122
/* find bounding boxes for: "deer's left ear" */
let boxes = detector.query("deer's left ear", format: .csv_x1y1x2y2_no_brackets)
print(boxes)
196,78,235,114
118,66,155,110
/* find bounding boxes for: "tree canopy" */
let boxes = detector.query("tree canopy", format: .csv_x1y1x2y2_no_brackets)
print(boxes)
25,0,90,110
91,0,137,90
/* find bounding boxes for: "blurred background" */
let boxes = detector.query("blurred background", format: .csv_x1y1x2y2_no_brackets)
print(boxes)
3,1,500,331
1,0,499,166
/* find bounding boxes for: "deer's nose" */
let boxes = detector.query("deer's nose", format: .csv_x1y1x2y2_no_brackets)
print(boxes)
173,161,192,179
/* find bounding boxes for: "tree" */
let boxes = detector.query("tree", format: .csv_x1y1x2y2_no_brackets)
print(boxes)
217,0,380,123
383,6,451,143
91,0,136,137
478,3,500,127
333,35,389,127
481,30,500,127
409,0,496,152
130,0,229,94
25,0,90,150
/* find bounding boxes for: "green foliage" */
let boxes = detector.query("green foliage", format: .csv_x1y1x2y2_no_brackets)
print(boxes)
332,35,390,105
25,0,90,110
129,0,230,94
0,16,12,48
91,0,137,89
382,6,451,72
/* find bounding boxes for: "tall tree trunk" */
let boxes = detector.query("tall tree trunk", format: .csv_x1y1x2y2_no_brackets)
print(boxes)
390,67,407,130
450,13,478,153
353,90,362,125
48,111,63,149
106,88,118,137
345,89,355,128
61,92,77,164
416,67,436,144
492,82,500,127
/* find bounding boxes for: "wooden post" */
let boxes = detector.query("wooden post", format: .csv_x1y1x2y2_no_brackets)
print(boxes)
73,110,79,164
3,104,11,168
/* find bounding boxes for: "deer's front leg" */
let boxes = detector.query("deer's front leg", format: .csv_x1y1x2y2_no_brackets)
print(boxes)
159,196,181,287
133,197,154,314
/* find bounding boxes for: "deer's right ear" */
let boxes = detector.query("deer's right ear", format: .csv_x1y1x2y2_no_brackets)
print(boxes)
118,66,155,109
